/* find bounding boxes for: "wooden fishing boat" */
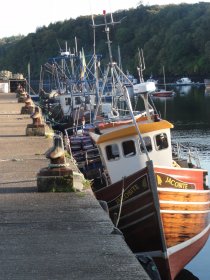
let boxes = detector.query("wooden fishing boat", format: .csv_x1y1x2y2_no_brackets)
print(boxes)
64,12,209,279
87,82,210,280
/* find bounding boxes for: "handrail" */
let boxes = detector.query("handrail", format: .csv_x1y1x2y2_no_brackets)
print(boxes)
172,142,201,168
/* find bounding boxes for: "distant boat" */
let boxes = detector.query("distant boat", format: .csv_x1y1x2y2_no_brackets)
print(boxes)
153,66,175,97
152,89,175,97
176,77,193,85
146,75,158,85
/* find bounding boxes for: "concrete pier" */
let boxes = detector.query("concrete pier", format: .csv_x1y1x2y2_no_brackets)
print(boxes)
0,92,150,280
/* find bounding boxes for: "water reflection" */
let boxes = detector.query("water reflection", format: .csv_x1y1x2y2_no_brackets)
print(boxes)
152,85,210,129
205,88,210,96
176,85,192,95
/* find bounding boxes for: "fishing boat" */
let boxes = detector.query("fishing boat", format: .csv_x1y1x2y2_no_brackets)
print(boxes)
88,82,210,280
38,43,97,131
64,11,210,280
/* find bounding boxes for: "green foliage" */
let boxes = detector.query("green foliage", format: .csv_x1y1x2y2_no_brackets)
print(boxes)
1,3,210,79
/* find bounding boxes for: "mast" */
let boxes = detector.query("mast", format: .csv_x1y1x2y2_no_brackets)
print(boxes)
163,65,166,90
163,65,167,119
91,14,100,106
92,10,126,120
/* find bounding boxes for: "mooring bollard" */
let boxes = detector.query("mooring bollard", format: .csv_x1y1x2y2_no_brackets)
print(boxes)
26,106,46,136
15,84,24,98
21,94,35,114
37,135,76,192
18,90,28,103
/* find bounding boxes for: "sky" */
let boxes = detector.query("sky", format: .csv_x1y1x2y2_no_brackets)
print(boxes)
0,0,208,38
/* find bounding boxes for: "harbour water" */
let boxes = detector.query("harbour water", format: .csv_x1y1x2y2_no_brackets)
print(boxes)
152,84,210,279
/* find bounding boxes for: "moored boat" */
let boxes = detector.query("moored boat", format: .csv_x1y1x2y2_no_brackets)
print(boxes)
176,77,193,85
152,66,175,97
88,83,210,280
152,89,175,97
64,11,210,280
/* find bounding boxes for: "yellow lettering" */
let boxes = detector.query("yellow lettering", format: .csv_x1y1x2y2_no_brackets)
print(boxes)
115,184,139,205
165,176,188,189
165,177,170,183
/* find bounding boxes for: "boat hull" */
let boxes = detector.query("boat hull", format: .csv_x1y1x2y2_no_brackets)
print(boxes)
168,225,209,279
94,163,210,280
152,90,174,97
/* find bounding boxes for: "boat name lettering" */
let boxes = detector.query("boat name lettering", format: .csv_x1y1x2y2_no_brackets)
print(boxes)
165,177,188,189
115,184,139,204
156,173,195,189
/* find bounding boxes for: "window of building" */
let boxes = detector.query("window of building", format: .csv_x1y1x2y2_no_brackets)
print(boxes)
105,144,120,160
122,140,136,157
155,133,168,150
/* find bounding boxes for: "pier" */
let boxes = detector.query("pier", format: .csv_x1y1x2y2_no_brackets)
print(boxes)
0,92,150,280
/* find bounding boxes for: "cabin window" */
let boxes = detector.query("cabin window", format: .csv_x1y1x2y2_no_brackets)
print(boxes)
75,97,81,105
122,140,136,157
155,133,168,150
105,144,120,160
139,136,152,153
65,97,71,105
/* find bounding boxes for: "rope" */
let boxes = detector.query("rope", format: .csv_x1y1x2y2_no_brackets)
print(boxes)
48,163,70,168
115,176,125,227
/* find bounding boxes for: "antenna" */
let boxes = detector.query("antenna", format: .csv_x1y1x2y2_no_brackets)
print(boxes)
56,39,62,53
91,10,126,28
118,45,122,71
137,48,145,83
91,14,96,57
110,12,114,24
108,0,116,26
90,10,126,64
75,37,78,56
92,11,131,121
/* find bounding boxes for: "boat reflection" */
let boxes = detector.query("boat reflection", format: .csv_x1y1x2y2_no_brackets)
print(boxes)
205,88,210,96
176,85,192,95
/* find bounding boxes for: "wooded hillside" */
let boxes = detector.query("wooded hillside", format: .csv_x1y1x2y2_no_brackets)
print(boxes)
0,3,210,80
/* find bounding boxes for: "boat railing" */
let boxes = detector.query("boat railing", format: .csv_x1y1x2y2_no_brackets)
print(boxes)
172,142,201,168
